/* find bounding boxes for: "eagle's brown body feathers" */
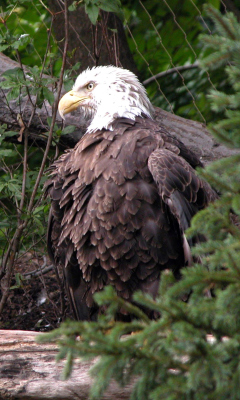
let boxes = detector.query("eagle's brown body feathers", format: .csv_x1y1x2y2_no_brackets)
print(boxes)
46,116,217,320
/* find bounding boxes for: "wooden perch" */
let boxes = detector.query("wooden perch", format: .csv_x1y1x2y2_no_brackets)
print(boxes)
0,329,133,400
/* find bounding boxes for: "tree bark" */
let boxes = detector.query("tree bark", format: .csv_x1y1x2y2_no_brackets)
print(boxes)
0,329,133,400
47,0,139,76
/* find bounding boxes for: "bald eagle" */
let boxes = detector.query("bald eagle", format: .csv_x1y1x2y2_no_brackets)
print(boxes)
46,66,217,321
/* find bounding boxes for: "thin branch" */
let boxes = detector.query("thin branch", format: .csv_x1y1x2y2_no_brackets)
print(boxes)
0,221,26,313
23,265,54,279
18,130,28,218
15,50,35,108
27,1,69,214
143,62,199,86
27,18,54,129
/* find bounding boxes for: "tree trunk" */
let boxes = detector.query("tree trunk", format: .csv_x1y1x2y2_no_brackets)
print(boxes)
47,0,139,76
0,329,132,400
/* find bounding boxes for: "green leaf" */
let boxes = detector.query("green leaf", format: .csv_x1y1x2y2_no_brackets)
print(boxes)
2,67,24,78
2,131,18,138
68,1,78,11
98,0,124,21
47,117,52,128
64,79,74,92
36,87,45,108
33,205,45,215
208,0,220,8
232,195,240,214
0,183,6,192
61,125,76,135
43,87,55,106
6,88,21,102
85,3,99,25
71,62,81,71
0,149,17,157
0,44,10,51
12,34,30,49
10,273,24,290
7,182,22,198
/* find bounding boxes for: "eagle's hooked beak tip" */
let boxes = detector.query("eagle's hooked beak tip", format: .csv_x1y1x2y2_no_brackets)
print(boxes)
58,90,89,119
58,107,65,120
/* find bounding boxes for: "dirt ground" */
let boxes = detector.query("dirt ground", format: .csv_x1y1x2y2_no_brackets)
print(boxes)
0,253,72,331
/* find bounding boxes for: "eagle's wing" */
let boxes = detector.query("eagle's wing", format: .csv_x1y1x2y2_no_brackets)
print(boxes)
148,148,217,263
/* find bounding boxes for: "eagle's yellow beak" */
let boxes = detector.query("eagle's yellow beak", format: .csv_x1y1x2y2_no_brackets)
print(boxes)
58,90,89,119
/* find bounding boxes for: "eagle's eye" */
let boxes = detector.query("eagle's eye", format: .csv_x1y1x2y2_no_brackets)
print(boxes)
87,82,94,91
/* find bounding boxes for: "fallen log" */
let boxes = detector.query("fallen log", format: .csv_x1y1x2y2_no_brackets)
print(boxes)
0,329,133,400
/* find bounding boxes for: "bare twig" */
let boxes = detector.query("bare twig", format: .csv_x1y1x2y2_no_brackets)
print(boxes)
23,265,54,279
143,62,199,86
0,221,26,312
19,130,28,215
27,19,54,129
15,50,35,109
27,2,69,214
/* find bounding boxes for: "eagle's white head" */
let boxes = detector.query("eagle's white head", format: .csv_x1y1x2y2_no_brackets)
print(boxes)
58,65,154,133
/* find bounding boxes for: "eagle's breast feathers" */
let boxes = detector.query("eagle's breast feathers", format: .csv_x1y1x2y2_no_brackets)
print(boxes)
46,104,217,320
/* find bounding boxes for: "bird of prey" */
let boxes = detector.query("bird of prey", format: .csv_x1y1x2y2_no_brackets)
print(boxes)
45,66,217,321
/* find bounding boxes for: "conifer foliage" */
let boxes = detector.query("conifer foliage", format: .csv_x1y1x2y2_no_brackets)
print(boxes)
39,6,240,400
